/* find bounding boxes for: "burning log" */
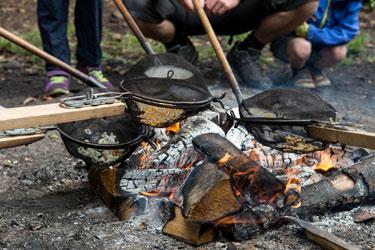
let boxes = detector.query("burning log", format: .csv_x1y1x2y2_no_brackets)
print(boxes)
295,155,375,216
163,206,217,246
179,162,241,222
88,166,148,220
126,116,225,170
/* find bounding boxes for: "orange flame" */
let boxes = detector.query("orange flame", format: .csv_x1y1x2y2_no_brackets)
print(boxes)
166,122,180,134
218,153,232,166
140,191,161,197
284,177,301,208
315,151,334,172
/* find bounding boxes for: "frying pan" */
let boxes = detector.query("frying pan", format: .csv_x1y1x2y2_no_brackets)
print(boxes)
111,0,214,127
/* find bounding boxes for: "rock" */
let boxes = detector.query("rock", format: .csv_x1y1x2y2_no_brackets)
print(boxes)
20,179,33,186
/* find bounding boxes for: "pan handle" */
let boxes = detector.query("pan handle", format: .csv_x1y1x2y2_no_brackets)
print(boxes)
0,27,106,89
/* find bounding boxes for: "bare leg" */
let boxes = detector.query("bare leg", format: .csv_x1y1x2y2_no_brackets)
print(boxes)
314,45,347,69
136,20,176,43
254,2,318,44
287,38,312,70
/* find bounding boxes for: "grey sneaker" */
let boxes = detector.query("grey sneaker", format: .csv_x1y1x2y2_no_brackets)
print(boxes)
166,38,198,64
310,67,331,87
292,68,315,88
227,42,272,89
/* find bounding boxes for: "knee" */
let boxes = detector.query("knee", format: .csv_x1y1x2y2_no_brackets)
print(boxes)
288,39,312,62
328,46,347,62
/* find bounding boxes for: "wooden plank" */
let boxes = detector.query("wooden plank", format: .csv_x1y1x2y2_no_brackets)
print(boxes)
0,102,126,131
307,125,375,150
163,206,217,246
0,134,45,149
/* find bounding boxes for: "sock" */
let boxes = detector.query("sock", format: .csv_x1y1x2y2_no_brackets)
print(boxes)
238,33,265,51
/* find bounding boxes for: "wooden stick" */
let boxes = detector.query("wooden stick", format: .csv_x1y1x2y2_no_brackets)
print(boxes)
112,0,155,55
192,0,243,106
0,27,105,88
0,134,45,149
0,102,125,131
307,125,375,150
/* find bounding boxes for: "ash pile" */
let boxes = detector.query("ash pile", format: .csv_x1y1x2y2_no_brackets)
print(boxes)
89,104,375,248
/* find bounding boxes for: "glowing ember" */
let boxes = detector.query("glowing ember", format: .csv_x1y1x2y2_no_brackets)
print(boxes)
315,151,334,172
140,191,162,197
218,153,232,166
284,177,301,208
166,122,180,134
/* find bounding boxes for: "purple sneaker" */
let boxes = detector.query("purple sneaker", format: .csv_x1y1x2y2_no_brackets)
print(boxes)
78,66,113,88
44,70,70,97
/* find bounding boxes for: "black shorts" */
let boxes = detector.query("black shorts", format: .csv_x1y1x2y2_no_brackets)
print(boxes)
123,0,316,37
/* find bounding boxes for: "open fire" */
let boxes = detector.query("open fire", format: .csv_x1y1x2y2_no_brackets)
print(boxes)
88,108,374,248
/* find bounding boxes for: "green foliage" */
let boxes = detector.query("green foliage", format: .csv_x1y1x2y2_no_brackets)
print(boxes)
344,34,372,64
347,34,369,55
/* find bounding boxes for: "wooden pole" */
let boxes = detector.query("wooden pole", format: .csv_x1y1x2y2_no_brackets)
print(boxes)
192,0,243,105
112,0,155,55
0,27,106,88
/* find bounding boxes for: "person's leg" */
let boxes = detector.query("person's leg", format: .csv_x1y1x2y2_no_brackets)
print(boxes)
271,36,314,88
37,0,70,96
309,45,347,87
314,45,347,68
287,38,312,70
37,0,70,70
75,0,112,87
123,0,199,63
75,0,102,68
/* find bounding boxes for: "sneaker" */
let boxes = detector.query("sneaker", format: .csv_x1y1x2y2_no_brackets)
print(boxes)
310,67,331,87
227,42,272,89
292,68,315,88
44,70,70,97
78,66,113,88
166,38,199,64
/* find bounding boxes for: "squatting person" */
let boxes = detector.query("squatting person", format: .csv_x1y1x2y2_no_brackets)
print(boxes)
37,0,112,96
271,0,362,88
122,0,318,89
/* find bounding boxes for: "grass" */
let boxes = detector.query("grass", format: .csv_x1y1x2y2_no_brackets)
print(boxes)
1,26,372,67
344,33,371,64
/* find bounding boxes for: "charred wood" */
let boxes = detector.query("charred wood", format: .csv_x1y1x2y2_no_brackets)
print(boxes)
179,162,241,222
295,155,375,216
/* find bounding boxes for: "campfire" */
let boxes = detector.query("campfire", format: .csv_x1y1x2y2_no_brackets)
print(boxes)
89,107,374,247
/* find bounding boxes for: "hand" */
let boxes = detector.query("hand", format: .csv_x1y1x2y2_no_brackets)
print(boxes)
205,0,240,15
295,22,309,38
179,0,204,12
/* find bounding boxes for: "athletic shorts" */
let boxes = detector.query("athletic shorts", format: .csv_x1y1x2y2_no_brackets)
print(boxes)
123,0,316,37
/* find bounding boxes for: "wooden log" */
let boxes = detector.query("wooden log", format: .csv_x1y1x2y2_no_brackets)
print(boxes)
88,167,146,220
0,102,125,131
180,162,241,222
295,155,375,216
163,206,217,246
0,133,45,149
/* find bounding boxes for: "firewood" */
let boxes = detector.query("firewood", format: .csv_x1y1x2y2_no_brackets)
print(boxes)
163,206,217,246
180,162,241,222
295,155,375,216
88,167,145,220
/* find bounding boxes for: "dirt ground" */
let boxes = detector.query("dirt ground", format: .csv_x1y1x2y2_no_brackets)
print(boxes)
1,1,374,249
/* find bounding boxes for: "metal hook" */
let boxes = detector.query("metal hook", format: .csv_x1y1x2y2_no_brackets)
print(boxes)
167,70,174,79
